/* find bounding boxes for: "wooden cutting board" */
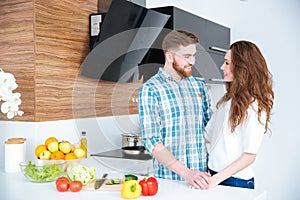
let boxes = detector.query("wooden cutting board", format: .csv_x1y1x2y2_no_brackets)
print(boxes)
83,179,122,191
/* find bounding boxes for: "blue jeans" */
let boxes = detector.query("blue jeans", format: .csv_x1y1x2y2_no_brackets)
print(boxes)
208,168,255,189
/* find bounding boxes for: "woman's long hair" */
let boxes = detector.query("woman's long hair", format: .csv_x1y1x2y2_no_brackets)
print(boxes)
217,41,274,133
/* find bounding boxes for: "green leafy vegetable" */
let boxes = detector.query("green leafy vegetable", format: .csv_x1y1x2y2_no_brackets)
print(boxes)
66,164,97,186
24,161,63,182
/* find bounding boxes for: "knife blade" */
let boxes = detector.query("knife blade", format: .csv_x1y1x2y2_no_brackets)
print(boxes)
94,173,108,190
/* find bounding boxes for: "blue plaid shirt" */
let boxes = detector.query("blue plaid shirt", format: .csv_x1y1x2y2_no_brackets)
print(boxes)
138,68,213,181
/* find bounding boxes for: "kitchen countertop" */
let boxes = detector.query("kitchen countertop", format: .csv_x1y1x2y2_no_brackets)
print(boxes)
1,157,266,200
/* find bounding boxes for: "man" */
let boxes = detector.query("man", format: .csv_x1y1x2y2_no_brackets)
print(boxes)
138,30,212,189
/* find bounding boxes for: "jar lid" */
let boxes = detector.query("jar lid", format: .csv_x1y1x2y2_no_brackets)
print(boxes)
8,138,26,142
5,140,24,144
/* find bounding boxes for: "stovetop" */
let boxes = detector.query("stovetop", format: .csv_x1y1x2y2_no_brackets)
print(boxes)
91,149,152,160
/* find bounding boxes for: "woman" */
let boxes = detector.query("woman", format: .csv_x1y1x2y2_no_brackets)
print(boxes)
205,40,274,189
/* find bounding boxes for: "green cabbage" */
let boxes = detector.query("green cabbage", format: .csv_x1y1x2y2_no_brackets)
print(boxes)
66,164,97,186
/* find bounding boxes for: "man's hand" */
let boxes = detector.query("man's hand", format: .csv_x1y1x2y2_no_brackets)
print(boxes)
152,143,211,189
182,169,211,189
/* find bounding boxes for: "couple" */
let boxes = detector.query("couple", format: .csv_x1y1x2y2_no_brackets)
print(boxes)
138,30,274,190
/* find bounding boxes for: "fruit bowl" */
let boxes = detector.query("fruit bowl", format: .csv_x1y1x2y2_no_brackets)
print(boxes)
20,160,66,183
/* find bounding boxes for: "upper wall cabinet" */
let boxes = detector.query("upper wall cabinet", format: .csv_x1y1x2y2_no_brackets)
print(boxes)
0,0,98,122
140,6,230,84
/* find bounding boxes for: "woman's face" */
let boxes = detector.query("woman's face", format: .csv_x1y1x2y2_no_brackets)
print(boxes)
221,50,234,82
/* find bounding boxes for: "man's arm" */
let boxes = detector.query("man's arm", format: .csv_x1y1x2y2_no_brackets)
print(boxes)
152,142,210,189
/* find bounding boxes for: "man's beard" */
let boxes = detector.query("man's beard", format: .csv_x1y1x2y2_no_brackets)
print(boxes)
172,60,193,78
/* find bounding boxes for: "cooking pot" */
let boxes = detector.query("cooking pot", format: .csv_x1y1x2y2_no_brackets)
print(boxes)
121,133,145,154
121,133,142,147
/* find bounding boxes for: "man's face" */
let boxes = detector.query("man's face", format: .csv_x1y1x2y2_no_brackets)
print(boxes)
171,44,196,78
172,59,193,78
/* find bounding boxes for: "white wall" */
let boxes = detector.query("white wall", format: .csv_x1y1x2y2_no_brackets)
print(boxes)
0,115,140,168
147,0,300,199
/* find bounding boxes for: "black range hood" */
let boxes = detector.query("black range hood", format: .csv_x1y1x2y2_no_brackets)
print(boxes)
80,0,170,82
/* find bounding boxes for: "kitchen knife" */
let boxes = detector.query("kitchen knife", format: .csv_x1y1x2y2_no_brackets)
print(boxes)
94,173,108,190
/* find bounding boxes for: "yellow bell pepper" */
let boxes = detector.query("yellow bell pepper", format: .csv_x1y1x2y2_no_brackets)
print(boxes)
121,180,142,199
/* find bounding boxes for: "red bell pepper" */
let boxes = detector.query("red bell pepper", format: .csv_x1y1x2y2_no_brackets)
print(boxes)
139,177,158,196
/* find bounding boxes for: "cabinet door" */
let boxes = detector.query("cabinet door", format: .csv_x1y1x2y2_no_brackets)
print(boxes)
173,7,207,49
205,22,228,82
205,20,230,52
205,21,230,82
173,7,228,82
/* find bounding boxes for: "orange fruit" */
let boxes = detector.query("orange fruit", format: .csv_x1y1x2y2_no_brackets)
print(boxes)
65,152,77,160
45,137,58,148
35,144,47,158
50,150,65,160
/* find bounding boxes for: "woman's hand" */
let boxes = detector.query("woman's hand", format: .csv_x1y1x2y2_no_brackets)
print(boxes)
208,175,221,189
207,153,257,189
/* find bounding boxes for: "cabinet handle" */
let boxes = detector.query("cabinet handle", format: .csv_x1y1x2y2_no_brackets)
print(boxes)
208,78,225,83
209,46,227,53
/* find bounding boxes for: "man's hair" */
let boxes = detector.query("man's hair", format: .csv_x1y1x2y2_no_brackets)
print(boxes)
162,30,199,52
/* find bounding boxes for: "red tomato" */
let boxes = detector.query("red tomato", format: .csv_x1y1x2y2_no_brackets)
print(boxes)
56,177,69,185
56,177,69,192
69,181,83,192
